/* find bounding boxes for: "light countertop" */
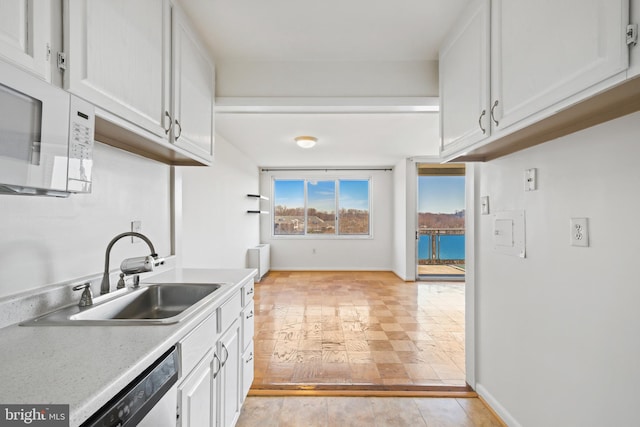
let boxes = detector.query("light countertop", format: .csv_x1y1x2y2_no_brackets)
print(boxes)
0,268,256,426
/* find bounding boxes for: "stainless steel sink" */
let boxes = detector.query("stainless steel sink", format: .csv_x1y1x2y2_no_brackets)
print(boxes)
21,283,224,326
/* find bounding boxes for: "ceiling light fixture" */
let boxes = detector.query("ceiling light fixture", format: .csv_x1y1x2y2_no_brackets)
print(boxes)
295,136,317,149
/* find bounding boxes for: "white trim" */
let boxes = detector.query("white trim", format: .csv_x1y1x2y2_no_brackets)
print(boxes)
216,96,439,114
465,163,476,388
476,383,522,427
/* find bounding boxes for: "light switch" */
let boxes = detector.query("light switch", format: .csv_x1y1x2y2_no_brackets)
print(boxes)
525,168,537,191
481,196,490,215
131,220,142,243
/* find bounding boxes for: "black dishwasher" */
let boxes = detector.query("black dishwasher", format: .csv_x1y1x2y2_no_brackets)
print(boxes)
81,346,178,427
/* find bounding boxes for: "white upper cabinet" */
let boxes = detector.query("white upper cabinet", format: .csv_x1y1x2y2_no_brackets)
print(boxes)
491,0,630,130
171,3,215,162
65,0,170,137
439,0,490,153
64,0,214,165
0,0,51,81
628,0,640,78
440,0,631,160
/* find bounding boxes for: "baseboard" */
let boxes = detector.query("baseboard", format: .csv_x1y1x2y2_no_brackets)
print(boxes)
475,383,521,427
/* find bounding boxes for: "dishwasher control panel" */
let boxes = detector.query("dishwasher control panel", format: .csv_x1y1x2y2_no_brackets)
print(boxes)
81,347,178,427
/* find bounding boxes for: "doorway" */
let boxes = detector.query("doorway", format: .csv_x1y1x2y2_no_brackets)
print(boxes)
416,164,465,281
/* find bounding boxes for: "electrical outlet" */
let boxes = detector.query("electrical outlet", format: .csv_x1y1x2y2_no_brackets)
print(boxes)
570,218,588,247
131,220,142,243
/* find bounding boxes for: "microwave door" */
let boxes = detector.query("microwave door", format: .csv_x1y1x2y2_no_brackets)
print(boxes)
0,81,70,192
0,84,38,186
38,94,71,191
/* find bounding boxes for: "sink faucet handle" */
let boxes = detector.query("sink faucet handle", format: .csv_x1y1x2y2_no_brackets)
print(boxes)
116,273,126,290
73,282,93,307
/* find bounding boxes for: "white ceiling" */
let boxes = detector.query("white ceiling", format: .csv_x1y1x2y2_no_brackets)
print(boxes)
216,113,440,167
178,0,470,167
180,0,470,62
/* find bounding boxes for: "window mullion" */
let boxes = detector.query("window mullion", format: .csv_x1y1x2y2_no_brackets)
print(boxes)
304,179,308,235
335,179,340,236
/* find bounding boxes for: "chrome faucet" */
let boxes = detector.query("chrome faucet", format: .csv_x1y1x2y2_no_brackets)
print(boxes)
100,232,163,295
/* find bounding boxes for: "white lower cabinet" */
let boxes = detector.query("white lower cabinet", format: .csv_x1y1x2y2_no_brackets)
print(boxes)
177,280,254,427
178,350,215,427
240,289,255,405
241,343,254,402
217,319,241,427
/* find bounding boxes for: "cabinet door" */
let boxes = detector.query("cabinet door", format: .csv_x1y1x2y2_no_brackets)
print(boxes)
439,0,491,155
491,0,629,130
178,351,214,427
218,320,241,427
242,300,254,351
0,0,51,81
241,342,254,403
171,4,215,162
628,0,640,78
65,0,170,137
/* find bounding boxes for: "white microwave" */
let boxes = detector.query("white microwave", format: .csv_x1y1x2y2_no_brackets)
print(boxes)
0,60,95,197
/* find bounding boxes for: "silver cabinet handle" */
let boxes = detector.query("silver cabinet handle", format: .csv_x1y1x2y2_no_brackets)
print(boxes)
221,344,229,366
163,111,172,135
213,353,221,378
478,109,486,134
246,310,253,319
246,289,254,296
490,100,499,126
246,352,253,363
174,119,182,140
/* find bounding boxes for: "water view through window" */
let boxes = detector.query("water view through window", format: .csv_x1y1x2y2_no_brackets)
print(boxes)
418,173,465,277
273,178,370,236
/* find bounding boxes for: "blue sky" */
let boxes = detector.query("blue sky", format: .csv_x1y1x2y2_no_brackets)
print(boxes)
418,176,465,213
274,179,369,212
273,180,304,208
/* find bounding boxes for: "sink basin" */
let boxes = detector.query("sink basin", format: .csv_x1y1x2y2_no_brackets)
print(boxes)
21,282,224,326
72,283,221,321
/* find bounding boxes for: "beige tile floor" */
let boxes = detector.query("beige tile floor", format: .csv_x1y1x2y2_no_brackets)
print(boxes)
237,396,504,427
253,271,465,388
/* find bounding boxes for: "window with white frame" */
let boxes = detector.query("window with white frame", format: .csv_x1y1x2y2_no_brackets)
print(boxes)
273,178,371,237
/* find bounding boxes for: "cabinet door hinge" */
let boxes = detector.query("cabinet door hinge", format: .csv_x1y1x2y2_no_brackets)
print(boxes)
627,24,638,46
46,43,51,62
57,52,67,71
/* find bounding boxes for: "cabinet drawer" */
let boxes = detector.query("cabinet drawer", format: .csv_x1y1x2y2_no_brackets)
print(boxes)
218,290,242,334
179,313,216,378
242,300,255,351
242,281,254,307
241,341,254,402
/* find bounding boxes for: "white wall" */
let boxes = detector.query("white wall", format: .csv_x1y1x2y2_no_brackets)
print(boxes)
180,134,260,269
475,112,640,426
392,159,409,279
259,169,393,271
217,60,439,97
392,158,417,281
0,142,172,299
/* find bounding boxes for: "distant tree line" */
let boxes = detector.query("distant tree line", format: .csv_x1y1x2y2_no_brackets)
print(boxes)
418,211,465,229
275,205,369,234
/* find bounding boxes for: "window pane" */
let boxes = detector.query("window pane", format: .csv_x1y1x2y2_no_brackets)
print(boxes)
338,180,369,235
307,180,336,234
273,180,305,235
